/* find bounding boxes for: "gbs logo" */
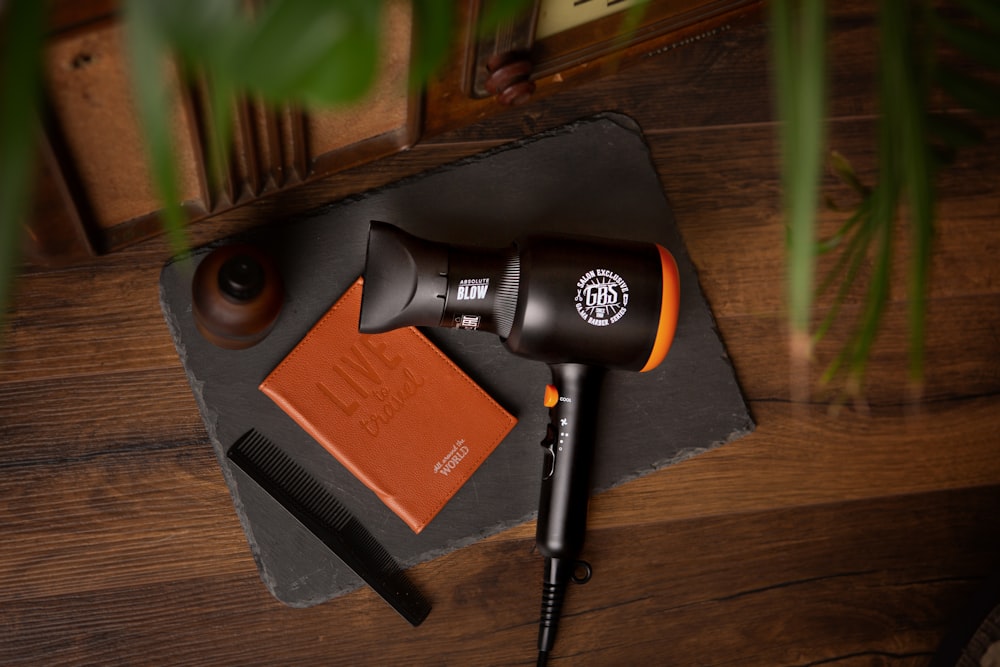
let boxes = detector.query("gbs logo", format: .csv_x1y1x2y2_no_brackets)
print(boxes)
575,269,630,327
583,283,619,308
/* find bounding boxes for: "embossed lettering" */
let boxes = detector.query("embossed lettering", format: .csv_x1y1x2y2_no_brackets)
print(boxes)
317,381,358,416
320,339,409,416
357,366,426,436
361,336,402,369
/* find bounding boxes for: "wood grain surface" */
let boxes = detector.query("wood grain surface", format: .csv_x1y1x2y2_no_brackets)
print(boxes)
3,4,1000,665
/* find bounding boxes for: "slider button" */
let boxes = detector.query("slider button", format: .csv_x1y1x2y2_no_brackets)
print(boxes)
543,384,559,408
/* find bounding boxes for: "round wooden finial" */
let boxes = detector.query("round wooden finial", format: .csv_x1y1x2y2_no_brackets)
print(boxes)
485,52,536,106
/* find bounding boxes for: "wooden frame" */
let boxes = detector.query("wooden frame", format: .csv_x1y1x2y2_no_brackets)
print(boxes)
465,0,761,98
422,0,760,136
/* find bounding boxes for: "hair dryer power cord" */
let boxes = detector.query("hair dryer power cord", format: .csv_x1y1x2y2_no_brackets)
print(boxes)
537,556,592,665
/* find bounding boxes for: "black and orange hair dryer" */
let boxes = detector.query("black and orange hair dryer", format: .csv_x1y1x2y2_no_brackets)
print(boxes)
359,222,680,665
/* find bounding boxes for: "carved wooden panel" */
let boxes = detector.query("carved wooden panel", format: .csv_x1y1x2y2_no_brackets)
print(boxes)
25,0,419,264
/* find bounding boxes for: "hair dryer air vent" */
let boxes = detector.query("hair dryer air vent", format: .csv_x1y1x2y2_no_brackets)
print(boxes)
359,222,449,333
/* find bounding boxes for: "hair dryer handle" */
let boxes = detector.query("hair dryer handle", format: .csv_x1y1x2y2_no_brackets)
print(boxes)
536,363,605,561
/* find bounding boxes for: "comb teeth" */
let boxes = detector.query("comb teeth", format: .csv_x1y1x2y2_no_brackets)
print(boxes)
231,429,352,531
226,429,430,626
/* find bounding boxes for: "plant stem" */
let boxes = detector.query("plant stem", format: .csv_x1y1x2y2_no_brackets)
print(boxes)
770,0,828,363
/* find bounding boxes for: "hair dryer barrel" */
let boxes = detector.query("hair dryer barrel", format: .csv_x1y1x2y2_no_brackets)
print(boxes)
359,221,680,373
507,235,678,371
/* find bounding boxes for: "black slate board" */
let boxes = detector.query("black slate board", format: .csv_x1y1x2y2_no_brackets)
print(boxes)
159,113,754,608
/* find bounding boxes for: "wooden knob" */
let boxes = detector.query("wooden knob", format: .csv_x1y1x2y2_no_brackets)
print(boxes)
485,52,536,106
191,244,284,350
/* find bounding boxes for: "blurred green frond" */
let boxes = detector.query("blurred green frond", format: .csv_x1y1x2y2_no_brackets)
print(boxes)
411,1,456,85
0,0,44,322
234,0,381,105
805,0,1000,396
122,0,397,256
122,0,190,257
770,0,827,354
807,0,931,393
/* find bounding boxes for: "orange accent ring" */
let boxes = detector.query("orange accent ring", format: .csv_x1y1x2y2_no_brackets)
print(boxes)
640,244,680,372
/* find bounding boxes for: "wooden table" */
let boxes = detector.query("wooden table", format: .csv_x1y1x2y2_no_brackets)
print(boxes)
4,5,1000,665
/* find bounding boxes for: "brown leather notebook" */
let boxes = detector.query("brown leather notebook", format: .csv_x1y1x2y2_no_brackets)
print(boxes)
259,277,517,534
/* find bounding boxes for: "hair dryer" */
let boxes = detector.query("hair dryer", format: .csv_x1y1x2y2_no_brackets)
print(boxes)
358,221,680,665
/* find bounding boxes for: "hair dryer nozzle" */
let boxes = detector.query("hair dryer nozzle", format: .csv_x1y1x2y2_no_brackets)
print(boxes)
359,222,449,333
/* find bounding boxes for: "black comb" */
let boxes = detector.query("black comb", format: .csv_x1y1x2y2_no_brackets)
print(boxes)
226,429,431,626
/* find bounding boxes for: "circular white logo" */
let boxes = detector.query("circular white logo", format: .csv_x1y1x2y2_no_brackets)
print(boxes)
575,269,629,327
